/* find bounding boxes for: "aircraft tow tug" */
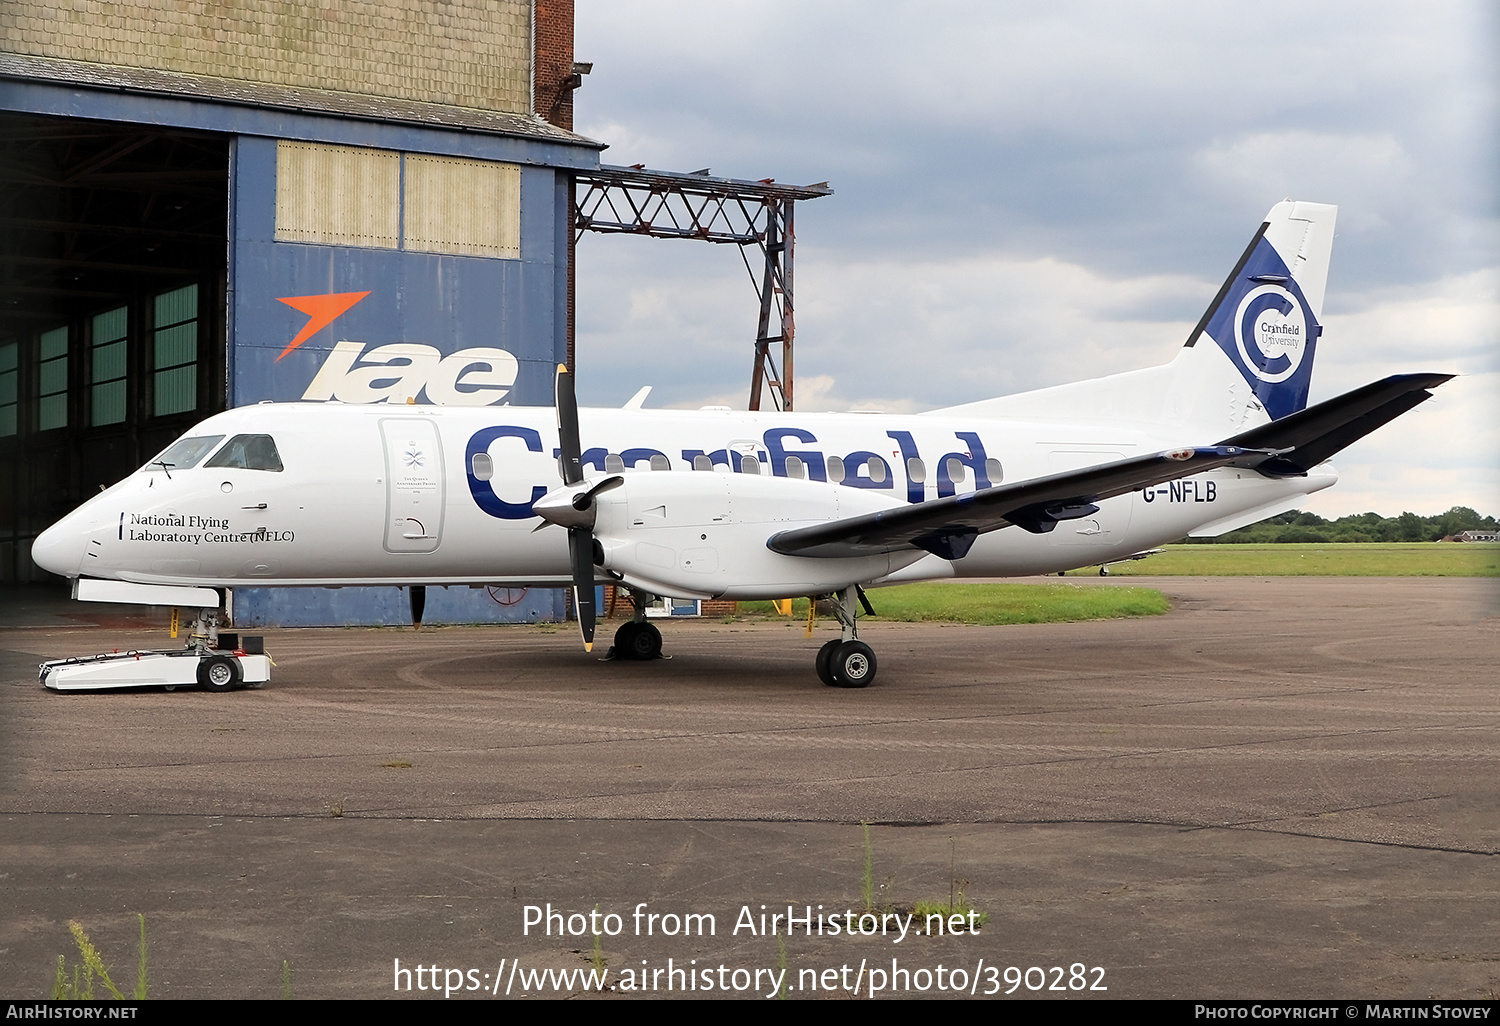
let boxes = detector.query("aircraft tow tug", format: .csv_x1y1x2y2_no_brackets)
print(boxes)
39,580,269,692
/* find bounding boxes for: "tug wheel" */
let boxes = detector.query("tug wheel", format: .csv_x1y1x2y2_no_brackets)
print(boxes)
198,655,240,693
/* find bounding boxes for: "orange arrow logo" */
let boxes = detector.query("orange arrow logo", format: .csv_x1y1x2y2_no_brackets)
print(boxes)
274,291,371,361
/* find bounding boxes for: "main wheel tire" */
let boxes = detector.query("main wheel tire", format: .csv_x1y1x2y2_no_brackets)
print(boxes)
625,621,662,660
815,639,841,686
198,655,240,693
830,640,877,688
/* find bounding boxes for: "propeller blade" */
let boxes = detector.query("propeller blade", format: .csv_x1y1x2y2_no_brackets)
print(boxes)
568,525,596,650
555,363,584,487
572,475,625,512
410,585,426,630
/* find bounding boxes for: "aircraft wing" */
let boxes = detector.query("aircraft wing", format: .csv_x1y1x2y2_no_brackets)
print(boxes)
766,445,1260,559
1217,373,1453,476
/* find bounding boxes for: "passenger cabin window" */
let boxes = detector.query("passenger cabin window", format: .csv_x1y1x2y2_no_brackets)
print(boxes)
205,434,284,472
985,458,1003,485
146,434,225,472
649,454,671,471
826,455,845,483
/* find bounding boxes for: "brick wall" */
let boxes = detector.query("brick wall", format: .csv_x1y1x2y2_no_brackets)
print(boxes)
1,0,533,114
532,0,574,130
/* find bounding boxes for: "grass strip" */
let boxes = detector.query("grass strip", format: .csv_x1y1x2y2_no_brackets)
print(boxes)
1064,542,1498,577
738,582,1170,626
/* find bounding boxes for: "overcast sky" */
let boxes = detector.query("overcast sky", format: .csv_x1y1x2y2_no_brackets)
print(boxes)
572,1,1497,518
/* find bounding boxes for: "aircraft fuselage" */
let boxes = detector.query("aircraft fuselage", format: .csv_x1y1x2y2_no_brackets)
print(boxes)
35,401,1331,596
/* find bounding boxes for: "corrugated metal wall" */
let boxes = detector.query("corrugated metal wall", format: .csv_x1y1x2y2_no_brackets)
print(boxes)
405,154,521,259
275,143,402,249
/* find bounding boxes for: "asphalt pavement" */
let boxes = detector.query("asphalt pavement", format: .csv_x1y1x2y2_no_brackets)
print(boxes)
1,577,1495,999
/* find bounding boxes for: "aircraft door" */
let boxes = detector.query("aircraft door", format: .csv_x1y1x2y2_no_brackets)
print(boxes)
380,418,445,553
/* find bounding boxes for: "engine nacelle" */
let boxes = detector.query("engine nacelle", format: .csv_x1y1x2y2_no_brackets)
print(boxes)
589,472,920,600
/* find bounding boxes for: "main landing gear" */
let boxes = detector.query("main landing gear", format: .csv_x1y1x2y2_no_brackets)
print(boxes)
609,589,663,661
816,585,878,688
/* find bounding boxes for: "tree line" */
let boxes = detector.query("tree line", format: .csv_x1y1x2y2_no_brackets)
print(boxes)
1184,506,1498,544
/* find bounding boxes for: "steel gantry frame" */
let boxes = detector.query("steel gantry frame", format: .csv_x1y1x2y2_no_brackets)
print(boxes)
573,164,832,412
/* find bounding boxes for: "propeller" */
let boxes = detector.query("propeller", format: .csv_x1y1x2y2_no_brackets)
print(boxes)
534,365,623,652
409,585,426,630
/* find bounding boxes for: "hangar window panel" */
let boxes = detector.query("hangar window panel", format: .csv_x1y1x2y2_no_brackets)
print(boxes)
0,343,16,437
37,327,69,431
153,285,199,417
90,307,128,427
275,142,400,249
403,155,521,259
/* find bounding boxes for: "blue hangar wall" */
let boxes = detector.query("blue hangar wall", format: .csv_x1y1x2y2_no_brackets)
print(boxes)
228,133,587,628
0,63,602,627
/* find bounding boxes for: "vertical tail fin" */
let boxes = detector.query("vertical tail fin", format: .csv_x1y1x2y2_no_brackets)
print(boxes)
1183,200,1337,421
928,201,1339,434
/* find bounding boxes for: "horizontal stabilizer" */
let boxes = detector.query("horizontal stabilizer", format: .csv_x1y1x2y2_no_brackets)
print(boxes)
768,445,1262,559
1219,373,1452,477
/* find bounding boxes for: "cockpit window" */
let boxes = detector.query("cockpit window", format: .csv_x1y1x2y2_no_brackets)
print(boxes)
146,434,225,473
205,434,284,472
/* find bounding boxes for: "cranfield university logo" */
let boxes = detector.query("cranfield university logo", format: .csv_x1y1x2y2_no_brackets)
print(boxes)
275,291,519,406
1233,283,1309,384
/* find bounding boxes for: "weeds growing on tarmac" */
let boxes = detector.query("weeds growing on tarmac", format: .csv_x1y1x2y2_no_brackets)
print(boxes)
51,915,147,1000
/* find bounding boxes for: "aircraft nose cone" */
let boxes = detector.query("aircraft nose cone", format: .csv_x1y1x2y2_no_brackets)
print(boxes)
31,517,87,578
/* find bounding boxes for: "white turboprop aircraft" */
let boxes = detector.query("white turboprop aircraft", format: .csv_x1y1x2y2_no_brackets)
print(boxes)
33,201,1450,688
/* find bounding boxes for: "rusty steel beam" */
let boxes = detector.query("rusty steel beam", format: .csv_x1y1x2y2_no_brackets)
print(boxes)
573,164,830,412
